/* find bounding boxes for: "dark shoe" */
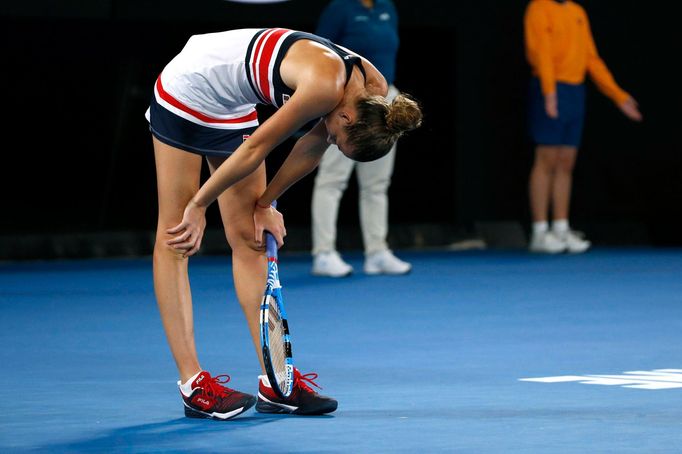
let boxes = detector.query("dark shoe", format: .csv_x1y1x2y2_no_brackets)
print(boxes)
179,371,256,420
256,369,337,415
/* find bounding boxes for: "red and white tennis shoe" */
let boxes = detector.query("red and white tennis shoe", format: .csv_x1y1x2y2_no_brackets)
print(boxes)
256,369,338,415
179,371,256,420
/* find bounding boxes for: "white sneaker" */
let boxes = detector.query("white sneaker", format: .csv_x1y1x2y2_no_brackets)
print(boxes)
558,230,591,254
529,231,566,254
312,251,353,277
364,250,412,275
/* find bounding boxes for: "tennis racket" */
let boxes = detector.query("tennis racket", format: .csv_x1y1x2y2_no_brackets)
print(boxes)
259,201,294,399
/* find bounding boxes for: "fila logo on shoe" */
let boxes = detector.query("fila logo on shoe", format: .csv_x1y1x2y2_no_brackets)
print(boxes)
195,375,204,385
196,397,211,406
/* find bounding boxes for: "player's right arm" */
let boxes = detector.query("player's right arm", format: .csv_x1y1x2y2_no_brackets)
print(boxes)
524,2,558,118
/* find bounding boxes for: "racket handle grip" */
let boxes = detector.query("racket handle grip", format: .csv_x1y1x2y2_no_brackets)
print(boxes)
265,201,278,259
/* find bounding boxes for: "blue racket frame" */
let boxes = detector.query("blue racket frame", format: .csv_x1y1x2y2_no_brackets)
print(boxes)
259,202,294,399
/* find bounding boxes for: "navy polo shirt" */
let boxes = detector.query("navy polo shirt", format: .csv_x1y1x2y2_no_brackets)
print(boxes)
315,0,399,84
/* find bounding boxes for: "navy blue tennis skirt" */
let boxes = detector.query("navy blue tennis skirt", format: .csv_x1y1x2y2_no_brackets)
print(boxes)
528,77,586,148
147,94,258,158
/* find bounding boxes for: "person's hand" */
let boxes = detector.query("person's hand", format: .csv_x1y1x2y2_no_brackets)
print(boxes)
254,203,286,248
166,200,207,257
619,96,643,122
544,92,558,119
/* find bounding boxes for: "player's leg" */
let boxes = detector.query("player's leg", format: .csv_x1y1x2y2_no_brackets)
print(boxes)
206,155,268,372
549,82,590,252
154,138,256,421
528,145,566,252
527,76,567,253
310,145,355,277
529,145,559,224
152,137,203,382
206,156,338,415
551,146,577,222
551,145,590,252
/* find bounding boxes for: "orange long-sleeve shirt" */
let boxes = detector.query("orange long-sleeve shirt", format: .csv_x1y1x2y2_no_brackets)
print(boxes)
524,0,629,105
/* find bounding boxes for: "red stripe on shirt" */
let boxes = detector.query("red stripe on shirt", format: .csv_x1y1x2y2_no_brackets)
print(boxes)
256,28,289,104
249,30,272,101
155,77,257,124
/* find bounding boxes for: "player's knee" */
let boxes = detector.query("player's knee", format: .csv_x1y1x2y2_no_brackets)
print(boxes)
536,153,560,172
315,177,350,192
154,237,188,261
556,156,576,174
154,226,189,260
225,225,263,255
360,178,390,195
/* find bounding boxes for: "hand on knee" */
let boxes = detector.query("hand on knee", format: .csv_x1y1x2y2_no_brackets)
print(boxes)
227,228,265,255
155,232,192,260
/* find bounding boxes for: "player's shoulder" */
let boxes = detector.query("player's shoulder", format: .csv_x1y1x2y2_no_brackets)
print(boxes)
567,1,588,16
293,55,345,100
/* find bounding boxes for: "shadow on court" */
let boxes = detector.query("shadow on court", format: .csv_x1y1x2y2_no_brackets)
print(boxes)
35,415,289,452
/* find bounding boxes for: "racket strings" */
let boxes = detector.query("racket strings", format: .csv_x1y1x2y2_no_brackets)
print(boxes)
267,299,288,385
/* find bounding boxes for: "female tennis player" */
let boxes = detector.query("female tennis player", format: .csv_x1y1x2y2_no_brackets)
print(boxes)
147,27,422,419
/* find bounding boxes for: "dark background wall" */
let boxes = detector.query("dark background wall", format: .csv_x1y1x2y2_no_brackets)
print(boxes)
1,0,679,259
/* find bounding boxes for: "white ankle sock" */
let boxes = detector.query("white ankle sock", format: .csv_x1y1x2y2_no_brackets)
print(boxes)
552,219,569,234
533,221,548,235
180,370,203,395
259,374,272,388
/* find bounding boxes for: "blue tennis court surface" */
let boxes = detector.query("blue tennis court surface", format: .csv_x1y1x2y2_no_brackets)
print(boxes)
2,248,682,452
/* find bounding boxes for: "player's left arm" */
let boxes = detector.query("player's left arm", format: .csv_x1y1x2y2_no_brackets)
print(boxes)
253,118,329,245
584,11,642,121
257,118,329,208
583,9,638,113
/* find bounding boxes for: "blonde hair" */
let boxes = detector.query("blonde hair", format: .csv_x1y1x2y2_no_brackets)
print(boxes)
345,93,423,162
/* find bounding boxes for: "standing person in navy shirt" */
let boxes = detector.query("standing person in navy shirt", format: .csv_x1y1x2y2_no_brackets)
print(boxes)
311,0,411,277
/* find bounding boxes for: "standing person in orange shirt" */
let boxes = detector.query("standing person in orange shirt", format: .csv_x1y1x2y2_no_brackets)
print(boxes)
524,0,642,253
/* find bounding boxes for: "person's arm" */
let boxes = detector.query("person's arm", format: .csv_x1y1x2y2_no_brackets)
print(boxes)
315,0,346,42
583,11,642,121
524,2,557,117
252,119,329,243
166,79,342,255
257,119,328,207
583,12,628,104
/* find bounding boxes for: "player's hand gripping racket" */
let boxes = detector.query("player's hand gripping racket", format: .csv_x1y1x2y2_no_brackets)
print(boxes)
259,201,294,399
